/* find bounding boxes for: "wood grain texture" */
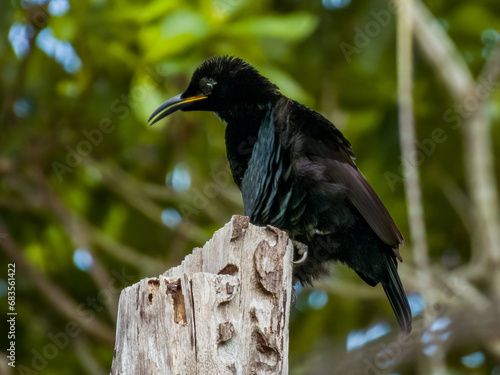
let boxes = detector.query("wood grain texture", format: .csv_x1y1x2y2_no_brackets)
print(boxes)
110,215,293,375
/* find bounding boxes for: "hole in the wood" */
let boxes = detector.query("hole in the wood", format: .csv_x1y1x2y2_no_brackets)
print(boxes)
252,330,279,364
217,321,235,345
166,279,186,324
218,263,239,276
249,307,258,323
173,288,186,324
166,278,180,297
147,279,160,305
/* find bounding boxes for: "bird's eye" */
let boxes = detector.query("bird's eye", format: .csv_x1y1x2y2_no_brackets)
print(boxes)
202,83,213,96
200,78,217,96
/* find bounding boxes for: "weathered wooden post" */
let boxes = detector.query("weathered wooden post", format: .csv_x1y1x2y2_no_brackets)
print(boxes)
110,215,293,375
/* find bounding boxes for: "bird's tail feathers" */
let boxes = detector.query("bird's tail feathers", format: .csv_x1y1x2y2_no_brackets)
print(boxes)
382,255,412,334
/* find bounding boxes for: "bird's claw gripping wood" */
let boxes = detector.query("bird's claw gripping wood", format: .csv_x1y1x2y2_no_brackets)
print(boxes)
292,240,308,264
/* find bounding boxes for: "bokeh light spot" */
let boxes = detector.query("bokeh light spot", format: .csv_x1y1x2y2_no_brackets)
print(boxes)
407,294,426,316
49,0,70,16
166,164,191,192
8,23,33,58
347,323,391,351
73,248,94,271
307,289,328,309
36,28,82,74
322,0,351,9
461,351,485,368
162,208,182,228
430,316,451,332
14,99,31,117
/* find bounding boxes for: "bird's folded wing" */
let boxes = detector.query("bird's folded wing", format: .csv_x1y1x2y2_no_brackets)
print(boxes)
324,157,403,257
288,112,403,260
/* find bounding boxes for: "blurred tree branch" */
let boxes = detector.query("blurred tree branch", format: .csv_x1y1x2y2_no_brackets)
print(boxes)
433,165,476,237
36,169,120,321
73,338,107,375
396,0,431,274
413,0,500,298
89,227,165,275
87,159,210,244
0,221,115,344
413,1,475,102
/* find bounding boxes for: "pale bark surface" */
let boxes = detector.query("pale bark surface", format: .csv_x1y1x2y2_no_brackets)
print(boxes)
110,215,293,375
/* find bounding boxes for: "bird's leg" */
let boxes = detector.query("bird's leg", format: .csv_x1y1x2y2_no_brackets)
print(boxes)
292,239,308,264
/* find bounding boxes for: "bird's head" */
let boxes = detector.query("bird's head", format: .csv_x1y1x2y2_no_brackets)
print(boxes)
149,56,280,125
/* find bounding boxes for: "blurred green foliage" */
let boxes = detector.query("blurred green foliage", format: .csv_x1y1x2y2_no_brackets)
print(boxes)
1,0,500,374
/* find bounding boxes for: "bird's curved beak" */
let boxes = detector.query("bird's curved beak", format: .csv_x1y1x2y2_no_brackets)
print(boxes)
148,93,207,125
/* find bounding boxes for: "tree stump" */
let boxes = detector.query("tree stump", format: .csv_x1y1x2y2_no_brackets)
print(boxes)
110,215,293,375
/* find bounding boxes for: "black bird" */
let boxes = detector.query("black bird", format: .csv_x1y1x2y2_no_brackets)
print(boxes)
149,56,412,333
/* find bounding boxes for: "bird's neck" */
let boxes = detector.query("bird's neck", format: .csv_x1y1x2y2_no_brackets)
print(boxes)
219,102,274,188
